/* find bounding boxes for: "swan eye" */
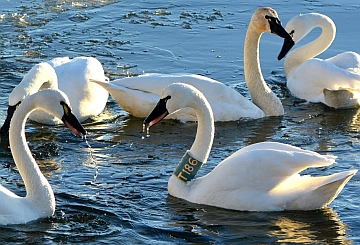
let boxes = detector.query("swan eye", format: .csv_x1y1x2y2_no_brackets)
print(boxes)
290,30,295,37
15,101,21,109
265,15,280,25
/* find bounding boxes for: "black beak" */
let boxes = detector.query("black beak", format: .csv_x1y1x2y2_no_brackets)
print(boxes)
143,96,171,128
278,34,295,60
267,16,293,40
60,102,87,136
266,16,295,60
0,102,21,135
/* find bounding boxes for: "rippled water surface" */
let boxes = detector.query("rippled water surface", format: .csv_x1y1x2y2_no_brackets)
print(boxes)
1,0,360,244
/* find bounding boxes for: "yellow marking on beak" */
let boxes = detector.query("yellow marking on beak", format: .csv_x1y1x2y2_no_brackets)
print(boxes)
62,104,70,116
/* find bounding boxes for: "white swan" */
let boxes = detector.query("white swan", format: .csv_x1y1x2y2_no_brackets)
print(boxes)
282,13,360,108
144,82,357,211
1,56,108,133
92,7,294,122
0,89,86,225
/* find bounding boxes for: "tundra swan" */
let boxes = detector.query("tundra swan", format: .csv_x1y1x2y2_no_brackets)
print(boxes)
144,82,357,211
92,7,294,122
281,13,360,108
0,56,108,133
0,89,86,225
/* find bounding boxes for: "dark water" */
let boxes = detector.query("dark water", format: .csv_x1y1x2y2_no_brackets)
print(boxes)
0,0,360,244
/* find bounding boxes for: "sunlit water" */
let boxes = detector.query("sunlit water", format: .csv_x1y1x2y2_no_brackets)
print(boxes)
0,0,360,244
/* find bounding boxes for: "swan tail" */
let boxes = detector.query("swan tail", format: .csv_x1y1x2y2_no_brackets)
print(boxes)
285,170,357,210
89,79,108,86
91,79,160,118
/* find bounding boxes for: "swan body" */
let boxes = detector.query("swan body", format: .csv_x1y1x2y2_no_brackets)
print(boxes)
144,82,357,211
92,73,265,122
92,7,294,122
1,56,108,130
283,13,360,108
0,89,86,225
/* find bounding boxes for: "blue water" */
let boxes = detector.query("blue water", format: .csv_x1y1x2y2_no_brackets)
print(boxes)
0,0,360,244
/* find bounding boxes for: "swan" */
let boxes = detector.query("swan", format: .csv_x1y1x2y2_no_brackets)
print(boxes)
0,56,108,133
0,89,86,225
144,82,357,211
281,13,360,108
91,7,294,122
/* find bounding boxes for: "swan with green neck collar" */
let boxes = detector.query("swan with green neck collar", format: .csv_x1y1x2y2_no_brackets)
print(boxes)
144,82,356,211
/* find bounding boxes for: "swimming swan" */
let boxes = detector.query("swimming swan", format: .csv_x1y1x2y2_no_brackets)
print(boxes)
0,89,86,225
281,13,360,108
92,7,294,122
144,83,357,211
0,56,108,133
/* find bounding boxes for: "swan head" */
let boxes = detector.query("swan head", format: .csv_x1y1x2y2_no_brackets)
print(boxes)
285,13,335,45
143,83,206,128
251,7,293,39
60,101,87,136
250,7,295,60
278,13,336,60
2,89,86,136
36,89,87,136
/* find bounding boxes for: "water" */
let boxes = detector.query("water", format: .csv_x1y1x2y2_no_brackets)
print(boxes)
0,0,360,244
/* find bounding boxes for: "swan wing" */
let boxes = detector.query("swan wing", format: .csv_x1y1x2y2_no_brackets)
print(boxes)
186,142,351,211
108,73,222,95
272,169,357,210
207,142,337,193
326,51,360,71
225,141,321,159
92,79,161,118
111,73,259,109
46,56,71,67
48,57,108,121
287,58,360,102
97,73,265,121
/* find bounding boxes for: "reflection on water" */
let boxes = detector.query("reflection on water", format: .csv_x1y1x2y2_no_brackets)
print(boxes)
269,208,350,244
166,196,351,244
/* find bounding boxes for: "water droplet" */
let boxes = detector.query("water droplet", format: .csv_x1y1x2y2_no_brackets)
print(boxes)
146,125,150,137
84,137,98,184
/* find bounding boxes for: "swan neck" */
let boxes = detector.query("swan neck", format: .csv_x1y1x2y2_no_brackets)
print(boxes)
244,25,283,116
10,64,58,106
284,16,336,77
9,98,53,202
189,98,214,164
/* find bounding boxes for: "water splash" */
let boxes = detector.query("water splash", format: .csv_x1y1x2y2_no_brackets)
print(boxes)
84,135,99,184
142,123,150,139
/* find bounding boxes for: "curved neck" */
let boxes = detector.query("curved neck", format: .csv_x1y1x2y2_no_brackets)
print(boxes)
168,90,214,199
284,15,336,77
9,97,54,206
244,25,284,116
10,63,58,106
188,97,214,164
